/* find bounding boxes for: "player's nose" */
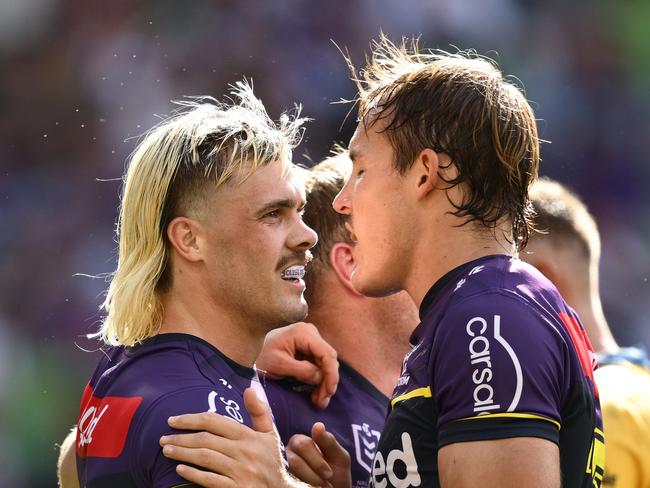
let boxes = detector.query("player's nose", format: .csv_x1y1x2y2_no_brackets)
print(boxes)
333,183,351,215
292,218,318,252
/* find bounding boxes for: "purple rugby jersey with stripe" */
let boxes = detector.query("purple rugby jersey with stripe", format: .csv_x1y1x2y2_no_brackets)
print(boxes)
76,333,270,488
265,361,389,488
370,255,604,488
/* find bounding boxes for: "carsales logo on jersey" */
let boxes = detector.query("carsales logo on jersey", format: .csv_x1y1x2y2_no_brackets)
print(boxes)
466,315,523,414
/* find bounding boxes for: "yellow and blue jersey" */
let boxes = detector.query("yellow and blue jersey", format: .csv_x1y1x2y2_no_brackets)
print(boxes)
597,348,650,488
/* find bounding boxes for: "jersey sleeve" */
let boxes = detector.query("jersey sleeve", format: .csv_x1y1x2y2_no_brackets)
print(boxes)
431,291,566,448
131,386,237,487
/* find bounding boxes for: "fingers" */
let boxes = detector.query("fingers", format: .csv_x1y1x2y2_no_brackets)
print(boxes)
257,321,339,409
312,422,350,467
162,444,233,474
286,447,330,486
243,388,274,434
293,323,338,409
160,431,231,454
167,412,248,440
311,379,336,410
287,433,334,484
284,359,323,386
174,463,238,488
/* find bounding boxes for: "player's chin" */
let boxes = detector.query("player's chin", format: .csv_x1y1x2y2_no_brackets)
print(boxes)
282,297,309,324
352,268,394,298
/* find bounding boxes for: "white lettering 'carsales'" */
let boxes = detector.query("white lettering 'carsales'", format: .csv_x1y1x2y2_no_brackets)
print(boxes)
466,315,523,414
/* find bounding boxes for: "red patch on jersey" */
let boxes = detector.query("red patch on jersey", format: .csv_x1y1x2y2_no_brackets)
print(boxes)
558,312,599,397
76,385,142,459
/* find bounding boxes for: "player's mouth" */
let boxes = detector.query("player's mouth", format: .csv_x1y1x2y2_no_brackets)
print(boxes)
280,265,306,285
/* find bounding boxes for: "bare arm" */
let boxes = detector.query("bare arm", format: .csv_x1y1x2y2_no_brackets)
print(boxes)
438,438,560,488
57,427,80,488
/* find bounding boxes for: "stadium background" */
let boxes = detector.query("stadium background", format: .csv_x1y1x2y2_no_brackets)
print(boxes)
0,0,648,485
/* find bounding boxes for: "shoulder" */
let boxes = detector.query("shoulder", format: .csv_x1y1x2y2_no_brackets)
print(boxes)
132,383,255,484
434,287,567,363
134,385,236,440
427,257,568,337
431,257,573,359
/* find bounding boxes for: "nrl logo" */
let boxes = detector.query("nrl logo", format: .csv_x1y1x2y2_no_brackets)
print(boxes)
352,423,381,473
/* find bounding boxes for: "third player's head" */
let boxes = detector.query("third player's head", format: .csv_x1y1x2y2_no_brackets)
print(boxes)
333,36,540,297
303,148,417,324
523,178,601,316
99,82,317,346
522,177,619,354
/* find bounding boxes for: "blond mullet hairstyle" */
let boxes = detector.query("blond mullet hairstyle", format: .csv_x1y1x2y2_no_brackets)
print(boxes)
346,34,540,249
97,81,307,346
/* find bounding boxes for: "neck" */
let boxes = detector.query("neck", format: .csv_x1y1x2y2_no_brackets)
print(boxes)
307,279,416,397
565,288,619,356
158,282,264,367
405,219,516,308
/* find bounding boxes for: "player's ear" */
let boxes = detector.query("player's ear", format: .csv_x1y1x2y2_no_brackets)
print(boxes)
166,217,203,262
329,242,363,296
413,148,439,200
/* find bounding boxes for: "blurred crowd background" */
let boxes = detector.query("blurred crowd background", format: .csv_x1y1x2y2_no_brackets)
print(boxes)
1,0,648,485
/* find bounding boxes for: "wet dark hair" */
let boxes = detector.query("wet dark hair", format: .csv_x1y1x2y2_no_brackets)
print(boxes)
350,36,540,249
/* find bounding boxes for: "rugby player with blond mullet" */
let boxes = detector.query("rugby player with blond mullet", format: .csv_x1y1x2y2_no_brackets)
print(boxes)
56,82,343,488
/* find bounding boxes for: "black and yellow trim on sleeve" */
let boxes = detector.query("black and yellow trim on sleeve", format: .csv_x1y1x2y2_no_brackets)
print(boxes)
391,387,432,409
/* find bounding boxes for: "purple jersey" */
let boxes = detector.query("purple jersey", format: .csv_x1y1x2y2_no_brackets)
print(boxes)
371,255,604,488
76,333,269,487
265,361,388,488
